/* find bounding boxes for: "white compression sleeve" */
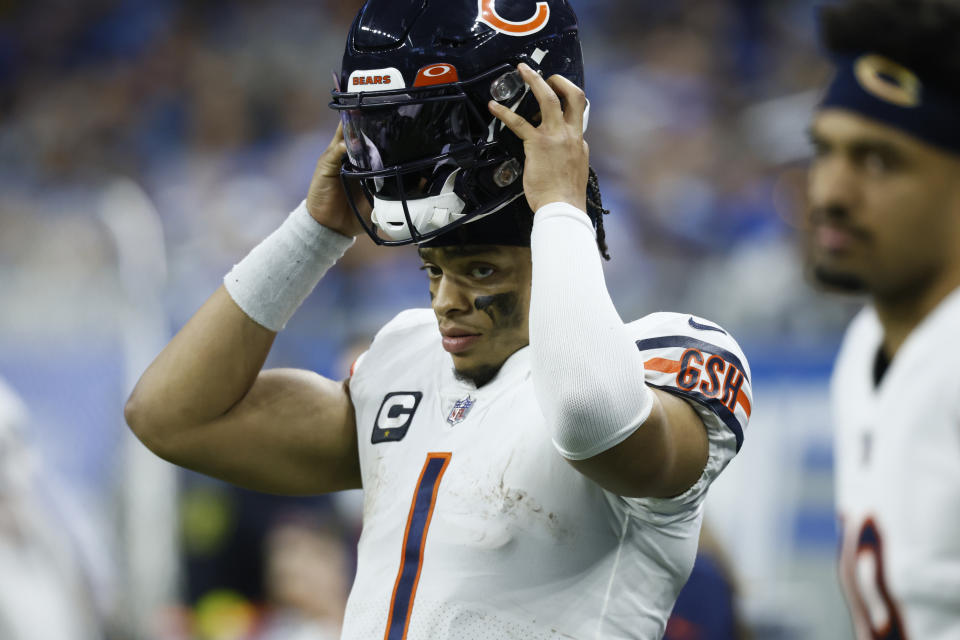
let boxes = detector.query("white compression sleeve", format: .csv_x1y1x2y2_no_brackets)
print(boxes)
529,202,655,460
224,201,355,331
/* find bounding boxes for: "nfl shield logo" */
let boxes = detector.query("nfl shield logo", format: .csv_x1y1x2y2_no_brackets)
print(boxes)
446,395,476,426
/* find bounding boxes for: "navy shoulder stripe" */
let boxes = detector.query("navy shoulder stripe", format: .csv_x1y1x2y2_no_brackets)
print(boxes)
651,384,744,452
636,336,749,383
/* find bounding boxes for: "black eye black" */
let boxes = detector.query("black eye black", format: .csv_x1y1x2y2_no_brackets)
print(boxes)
420,265,442,277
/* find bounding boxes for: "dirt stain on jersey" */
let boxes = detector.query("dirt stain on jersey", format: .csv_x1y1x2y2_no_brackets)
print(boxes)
493,467,570,540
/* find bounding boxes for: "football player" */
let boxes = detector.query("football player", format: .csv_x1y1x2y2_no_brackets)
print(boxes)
126,1,753,638
806,1,960,638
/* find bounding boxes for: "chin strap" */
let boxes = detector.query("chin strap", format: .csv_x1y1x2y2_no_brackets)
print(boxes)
372,169,467,241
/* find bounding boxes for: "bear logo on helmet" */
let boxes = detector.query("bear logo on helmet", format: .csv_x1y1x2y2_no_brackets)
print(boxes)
478,0,551,37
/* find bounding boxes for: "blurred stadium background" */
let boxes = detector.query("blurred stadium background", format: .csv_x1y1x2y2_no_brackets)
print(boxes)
0,1,864,638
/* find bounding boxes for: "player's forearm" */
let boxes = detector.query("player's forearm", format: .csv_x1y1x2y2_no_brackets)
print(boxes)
125,287,276,444
529,202,655,461
126,201,354,447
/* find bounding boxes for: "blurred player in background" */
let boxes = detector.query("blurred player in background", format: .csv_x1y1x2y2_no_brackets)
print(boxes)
664,524,749,640
257,514,349,640
806,0,960,637
0,377,102,640
126,1,753,637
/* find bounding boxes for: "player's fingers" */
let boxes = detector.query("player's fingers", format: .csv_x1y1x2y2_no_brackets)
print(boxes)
517,63,563,128
546,74,587,131
488,100,536,139
319,125,347,177
325,122,345,155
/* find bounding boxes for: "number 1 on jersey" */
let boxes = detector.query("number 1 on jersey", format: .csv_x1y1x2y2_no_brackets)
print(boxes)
385,452,452,640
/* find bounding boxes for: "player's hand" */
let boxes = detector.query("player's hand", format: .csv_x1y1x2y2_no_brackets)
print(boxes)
488,63,589,214
306,124,372,237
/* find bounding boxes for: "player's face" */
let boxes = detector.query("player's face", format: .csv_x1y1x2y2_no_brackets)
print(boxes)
418,245,532,386
806,110,960,300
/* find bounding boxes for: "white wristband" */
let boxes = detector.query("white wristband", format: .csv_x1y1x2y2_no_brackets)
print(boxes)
224,201,355,331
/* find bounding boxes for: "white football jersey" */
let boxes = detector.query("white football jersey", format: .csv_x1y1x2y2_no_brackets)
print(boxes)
343,309,751,640
833,287,960,640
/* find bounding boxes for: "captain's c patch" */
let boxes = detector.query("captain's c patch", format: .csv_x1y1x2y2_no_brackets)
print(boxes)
372,392,423,444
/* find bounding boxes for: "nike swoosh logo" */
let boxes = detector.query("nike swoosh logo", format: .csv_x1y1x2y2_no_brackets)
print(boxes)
688,317,727,335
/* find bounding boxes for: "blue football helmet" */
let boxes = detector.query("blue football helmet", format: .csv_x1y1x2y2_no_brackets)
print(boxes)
330,0,586,246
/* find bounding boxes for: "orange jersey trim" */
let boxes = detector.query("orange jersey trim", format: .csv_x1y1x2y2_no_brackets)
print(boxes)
644,357,751,418
645,357,682,374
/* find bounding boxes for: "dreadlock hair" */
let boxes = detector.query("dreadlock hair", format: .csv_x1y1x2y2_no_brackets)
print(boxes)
819,0,960,98
587,166,612,261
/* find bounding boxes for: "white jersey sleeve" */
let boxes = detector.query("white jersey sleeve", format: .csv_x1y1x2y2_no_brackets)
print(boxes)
623,312,752,522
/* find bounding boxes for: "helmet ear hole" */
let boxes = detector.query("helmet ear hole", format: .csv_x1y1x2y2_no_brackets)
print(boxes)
490,70,525,102
493,159,522,188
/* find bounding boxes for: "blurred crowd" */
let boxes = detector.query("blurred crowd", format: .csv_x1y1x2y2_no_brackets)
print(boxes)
0,1,863,638
0,0,857,343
